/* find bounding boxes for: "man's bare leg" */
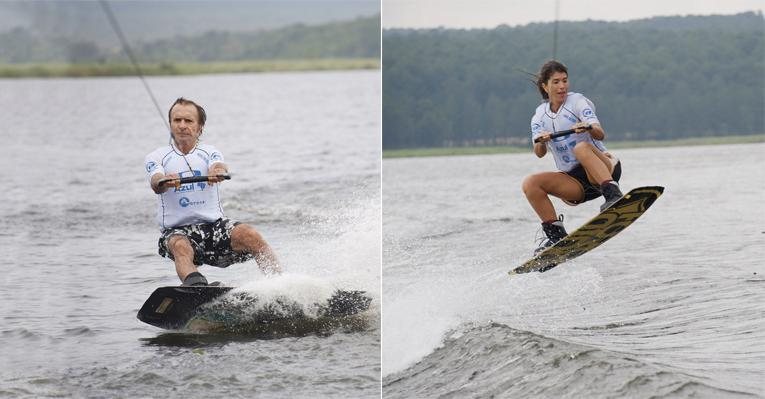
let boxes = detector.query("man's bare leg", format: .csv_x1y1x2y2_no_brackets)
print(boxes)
231,224,282,275
167,235,200,282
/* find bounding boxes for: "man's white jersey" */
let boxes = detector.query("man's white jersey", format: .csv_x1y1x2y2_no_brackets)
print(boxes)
145,143,226,229
530,92,606,172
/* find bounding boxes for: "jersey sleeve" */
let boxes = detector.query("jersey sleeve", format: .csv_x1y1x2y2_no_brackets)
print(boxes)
144,151,165,181
574,95,600,125
207,145,225,166
530,111,544,141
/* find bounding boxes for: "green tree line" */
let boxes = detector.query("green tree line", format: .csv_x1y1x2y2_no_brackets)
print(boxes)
0,14,380,64
382,12,764,149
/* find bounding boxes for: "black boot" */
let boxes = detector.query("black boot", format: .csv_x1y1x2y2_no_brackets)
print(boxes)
182,271,208,286
600,181,624,212
535,218,568,254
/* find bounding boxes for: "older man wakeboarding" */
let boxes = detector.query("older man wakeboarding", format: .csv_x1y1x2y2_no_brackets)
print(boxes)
144,97,281,286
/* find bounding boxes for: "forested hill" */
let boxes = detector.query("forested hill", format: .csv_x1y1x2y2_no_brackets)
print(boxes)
0,1,379,45
0,14,380,63
382,12,764,149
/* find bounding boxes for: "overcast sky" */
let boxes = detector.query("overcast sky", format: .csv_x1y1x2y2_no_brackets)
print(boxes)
383,0,764,28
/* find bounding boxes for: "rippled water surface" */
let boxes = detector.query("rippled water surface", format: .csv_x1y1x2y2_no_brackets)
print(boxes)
382,143,765,398
0,70,381,398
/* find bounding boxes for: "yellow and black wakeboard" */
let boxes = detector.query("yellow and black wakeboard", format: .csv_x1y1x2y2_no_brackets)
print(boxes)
510,186,664,275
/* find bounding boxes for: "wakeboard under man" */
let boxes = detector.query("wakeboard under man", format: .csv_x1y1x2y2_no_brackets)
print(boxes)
137,285,372,332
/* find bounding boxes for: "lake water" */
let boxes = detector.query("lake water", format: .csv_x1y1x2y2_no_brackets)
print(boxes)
382,143,765,398
3,69,764,398
0,70,381,398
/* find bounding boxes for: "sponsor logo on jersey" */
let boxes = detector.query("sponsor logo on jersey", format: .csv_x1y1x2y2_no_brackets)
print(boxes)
179,197,205,208
146,161,157,173
174,170,206,193
582,108,594,118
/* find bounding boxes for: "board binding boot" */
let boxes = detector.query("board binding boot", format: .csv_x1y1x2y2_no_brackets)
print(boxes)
600,181,623,212
535,216,567,255
182,272,209,287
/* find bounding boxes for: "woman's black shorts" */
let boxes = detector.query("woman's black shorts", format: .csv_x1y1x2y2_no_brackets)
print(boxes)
563,160,622,204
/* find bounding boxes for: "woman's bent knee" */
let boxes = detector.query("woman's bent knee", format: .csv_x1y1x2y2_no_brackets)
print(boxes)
522,175,538,195
573,141,594,157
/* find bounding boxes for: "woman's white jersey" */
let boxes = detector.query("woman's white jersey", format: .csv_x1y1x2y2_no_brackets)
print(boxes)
144,143,225,229
530,92,606,172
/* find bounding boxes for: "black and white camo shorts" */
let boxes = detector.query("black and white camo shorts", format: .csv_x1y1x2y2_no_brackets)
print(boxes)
158,218,254,267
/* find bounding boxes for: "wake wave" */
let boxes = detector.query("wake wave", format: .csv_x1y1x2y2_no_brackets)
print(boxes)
383,322,752,399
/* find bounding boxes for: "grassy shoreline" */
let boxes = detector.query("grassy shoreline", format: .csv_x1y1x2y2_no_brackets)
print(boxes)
383,134,765,158
0,58,380,78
